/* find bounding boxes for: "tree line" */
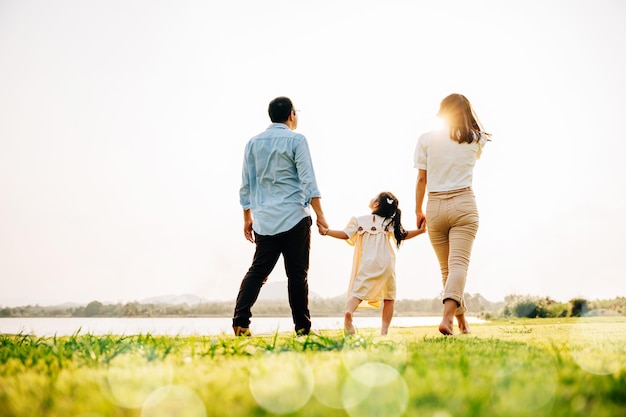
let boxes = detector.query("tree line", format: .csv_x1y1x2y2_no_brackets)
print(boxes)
500,295,626,318
2,294,625,318
0,293,496,318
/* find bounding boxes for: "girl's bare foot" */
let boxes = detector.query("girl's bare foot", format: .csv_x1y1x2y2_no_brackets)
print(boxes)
344,311,356,335
456,314,471,334
438,319,454,336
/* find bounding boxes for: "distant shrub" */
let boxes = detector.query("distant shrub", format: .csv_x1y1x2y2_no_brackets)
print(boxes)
545,302,568,318
479,311,494,320
589,296,626,316
503,295,551,318
568,298,589,317
516,300,545,318
584,309,619,317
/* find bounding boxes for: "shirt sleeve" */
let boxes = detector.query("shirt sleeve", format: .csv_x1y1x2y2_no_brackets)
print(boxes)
343,217,359,246
475,133,488,160
293,135,321,205
239,144,252,209
414,133,427,170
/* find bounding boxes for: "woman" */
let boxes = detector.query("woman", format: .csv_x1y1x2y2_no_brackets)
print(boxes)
414,93,491,335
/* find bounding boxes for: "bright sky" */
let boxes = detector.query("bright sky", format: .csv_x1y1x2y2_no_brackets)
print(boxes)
1,0,625,307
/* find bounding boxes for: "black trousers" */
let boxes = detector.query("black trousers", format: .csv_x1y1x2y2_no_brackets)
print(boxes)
232,216,312,332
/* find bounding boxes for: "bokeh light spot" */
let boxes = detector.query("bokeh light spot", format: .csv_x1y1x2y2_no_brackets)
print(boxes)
249,352,314,414
312,355,348,409
490,350,557,416
340,338,408,374
102,352,174,409
342,362,408,417
141,385,206,417
569,313,625,375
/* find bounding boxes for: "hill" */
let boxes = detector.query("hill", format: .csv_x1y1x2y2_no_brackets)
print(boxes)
136,280,323,305
256,280,323,301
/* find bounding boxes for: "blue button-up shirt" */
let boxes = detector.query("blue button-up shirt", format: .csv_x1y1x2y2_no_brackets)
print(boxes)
239,123,322,236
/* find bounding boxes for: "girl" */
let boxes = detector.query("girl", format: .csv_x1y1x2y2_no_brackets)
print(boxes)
319,191,425,335
414,93,491,335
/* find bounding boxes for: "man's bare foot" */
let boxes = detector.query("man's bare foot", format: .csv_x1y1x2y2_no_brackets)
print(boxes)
456,315,471,334
344,311,356,335
439,319,454,336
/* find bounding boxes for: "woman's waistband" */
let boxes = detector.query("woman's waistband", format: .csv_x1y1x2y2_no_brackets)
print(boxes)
428,187,472,196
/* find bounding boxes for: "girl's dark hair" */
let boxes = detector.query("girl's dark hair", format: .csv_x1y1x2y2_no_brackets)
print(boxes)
372,191,408,248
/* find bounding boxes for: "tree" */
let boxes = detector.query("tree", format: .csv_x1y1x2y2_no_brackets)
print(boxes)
84,301,103,317
568,298,589,317
124,302,141,317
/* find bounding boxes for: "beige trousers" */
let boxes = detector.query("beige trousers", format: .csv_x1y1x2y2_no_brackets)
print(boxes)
426,188,479,316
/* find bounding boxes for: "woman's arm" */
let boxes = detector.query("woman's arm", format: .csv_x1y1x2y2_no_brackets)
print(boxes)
403,221,427,240
415,169,428,228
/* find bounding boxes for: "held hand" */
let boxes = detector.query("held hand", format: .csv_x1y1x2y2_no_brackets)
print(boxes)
416,212,426,230
243,220,254,243
316,215,329,231
417,218,427,234
318,226,329,236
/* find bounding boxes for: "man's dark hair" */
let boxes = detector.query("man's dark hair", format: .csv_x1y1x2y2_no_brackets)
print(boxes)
268,96,293,123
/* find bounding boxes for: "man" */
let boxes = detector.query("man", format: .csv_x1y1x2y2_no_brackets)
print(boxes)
233,96,328,336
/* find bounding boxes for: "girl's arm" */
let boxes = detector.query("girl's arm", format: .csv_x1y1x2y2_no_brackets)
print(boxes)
403,222,427,240
320,227,349,240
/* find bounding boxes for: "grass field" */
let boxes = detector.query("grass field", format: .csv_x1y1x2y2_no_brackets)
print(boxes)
1,317,625,417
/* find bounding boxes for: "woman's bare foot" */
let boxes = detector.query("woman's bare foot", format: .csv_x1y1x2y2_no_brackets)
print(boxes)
344,311,356,335
440,299,460,335
456,314,471,334
438,319,454,336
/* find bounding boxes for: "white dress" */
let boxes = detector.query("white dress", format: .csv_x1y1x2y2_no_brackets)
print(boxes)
343,214,397,309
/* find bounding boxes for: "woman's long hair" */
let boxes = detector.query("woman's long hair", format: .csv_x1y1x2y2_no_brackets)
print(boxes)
437,93,491,144
372,191,408,248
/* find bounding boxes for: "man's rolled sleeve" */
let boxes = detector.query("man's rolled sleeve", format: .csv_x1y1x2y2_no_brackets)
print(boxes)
294,136,321,206
239,155,252,209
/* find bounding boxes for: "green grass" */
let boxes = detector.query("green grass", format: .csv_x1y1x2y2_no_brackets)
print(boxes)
1,318,625,417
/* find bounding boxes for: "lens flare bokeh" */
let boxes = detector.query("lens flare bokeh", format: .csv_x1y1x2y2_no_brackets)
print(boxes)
141,384,206,417
249,352,315,414
340,337,408,374
342,362,408,417
312,355,348,409
490,349,557,417
569,313,625,375
102,352,174,409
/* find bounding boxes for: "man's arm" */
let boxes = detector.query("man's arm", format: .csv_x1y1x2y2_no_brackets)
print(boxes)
243,208,254,243
310,197,328,231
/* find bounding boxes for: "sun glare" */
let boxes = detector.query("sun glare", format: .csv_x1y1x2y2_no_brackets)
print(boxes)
425,114,445,131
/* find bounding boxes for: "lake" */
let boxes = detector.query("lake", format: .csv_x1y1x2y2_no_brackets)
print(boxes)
0,316,486,336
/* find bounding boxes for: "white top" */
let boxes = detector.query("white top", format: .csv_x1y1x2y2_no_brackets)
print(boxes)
414,127,488,192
